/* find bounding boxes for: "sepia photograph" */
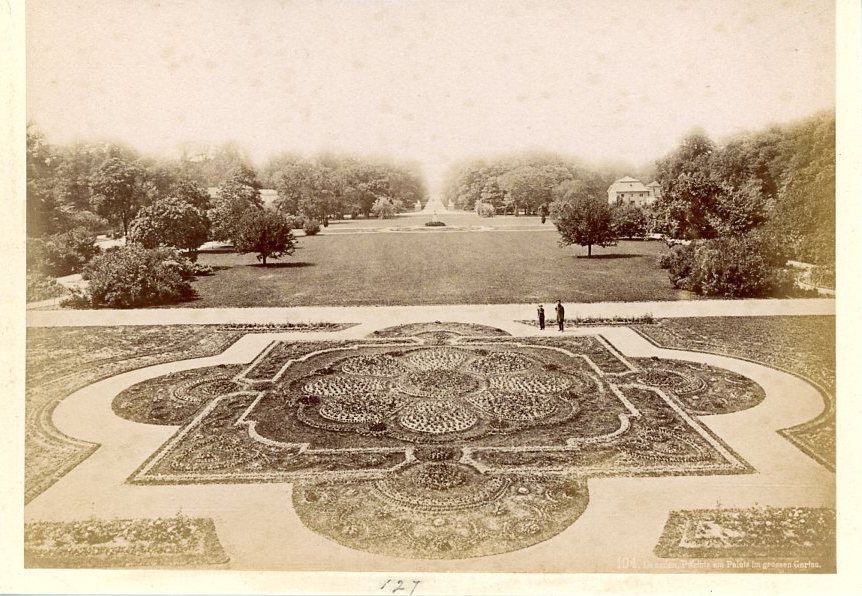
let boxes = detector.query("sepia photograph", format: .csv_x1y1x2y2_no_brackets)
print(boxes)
2,0,860,593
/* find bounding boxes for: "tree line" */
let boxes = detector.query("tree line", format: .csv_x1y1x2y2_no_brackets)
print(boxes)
651,110,834,265
27,127,428,239
441,152,620,215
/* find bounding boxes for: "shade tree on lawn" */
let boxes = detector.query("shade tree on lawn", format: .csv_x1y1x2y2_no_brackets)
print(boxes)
233,209,297,266
128,197,210,257
550,193,616,257
208,166,264,245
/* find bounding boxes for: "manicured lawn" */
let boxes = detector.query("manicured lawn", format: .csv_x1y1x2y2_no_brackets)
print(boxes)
185,221,691,307
322,212,549,230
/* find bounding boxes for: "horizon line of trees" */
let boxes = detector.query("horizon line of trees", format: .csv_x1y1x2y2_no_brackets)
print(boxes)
27,108,834,278
26,125,428,242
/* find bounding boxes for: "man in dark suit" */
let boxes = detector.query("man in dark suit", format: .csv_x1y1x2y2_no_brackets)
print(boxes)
537,305,545,330
555,300,565,331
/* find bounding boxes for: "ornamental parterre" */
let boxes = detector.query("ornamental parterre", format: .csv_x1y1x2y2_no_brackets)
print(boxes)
118,323,765,559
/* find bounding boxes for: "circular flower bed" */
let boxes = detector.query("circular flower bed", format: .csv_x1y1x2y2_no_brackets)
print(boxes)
489,371,573,394
302,375,393,397
339,354,408,377
465,351,537,375
318,394,400,424
398,400,478,434
396,370,483,399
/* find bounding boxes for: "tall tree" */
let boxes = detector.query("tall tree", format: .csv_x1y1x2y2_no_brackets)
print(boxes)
26,123,60,236
169,178,212,211
128,197,210,255
90,157,144,238
233,209,297,266
653,131,721,239
550,194,616,257
208,166,263,244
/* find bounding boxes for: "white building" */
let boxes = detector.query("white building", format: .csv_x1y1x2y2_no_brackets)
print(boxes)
607,176,661,207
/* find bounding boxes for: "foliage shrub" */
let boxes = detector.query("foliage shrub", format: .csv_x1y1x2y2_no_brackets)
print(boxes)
80,245,195,308
59,209,109,234
285,214,306,230
192,262,214,276
26,271,68,302
128,197,209,253
424,220,446,227
666,244,697,290
303,218,321,236
657,251,673,269
667,234,798,298
371,197,396,219
691,237,777,297
27,227,99,276
475,202,496,217
809,265,835,289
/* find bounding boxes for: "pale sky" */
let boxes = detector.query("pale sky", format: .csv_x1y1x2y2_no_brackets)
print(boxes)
27,0,835,192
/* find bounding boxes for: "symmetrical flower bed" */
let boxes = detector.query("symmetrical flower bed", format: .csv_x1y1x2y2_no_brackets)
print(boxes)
634,316,835,469
113,365,244,424
25,322,350,503
654,506,835,570
24,516,228,568
117,322,766,559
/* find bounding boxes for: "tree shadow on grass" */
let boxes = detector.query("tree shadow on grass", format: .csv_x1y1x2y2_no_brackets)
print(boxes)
249,261,315,269
574,253,640,260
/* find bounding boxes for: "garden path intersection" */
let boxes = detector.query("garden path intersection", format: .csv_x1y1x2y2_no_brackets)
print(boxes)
24,299,835,571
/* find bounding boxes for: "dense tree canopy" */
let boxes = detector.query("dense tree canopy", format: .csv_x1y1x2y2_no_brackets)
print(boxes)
90,157,146,238
233,209,297,266
208,166,264,244
653,112,834,264
268,154,425,220
442,153,610,214
128,197,210,254
550,192,616,257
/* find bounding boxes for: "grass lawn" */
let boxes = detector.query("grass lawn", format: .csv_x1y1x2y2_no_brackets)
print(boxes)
185,218,691,307
322,212,550,230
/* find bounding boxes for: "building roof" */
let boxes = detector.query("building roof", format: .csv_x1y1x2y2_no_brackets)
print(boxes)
646,181,661,188
608,177,648,193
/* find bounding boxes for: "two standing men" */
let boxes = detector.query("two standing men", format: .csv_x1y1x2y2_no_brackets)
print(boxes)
537,300,565,331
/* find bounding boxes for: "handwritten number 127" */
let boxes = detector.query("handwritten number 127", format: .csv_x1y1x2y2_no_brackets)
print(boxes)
379,579,421,596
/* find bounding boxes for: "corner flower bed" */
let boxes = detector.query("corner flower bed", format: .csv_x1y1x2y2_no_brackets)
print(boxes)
25,516,229,568
633,316,835,469
654,506,835,569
